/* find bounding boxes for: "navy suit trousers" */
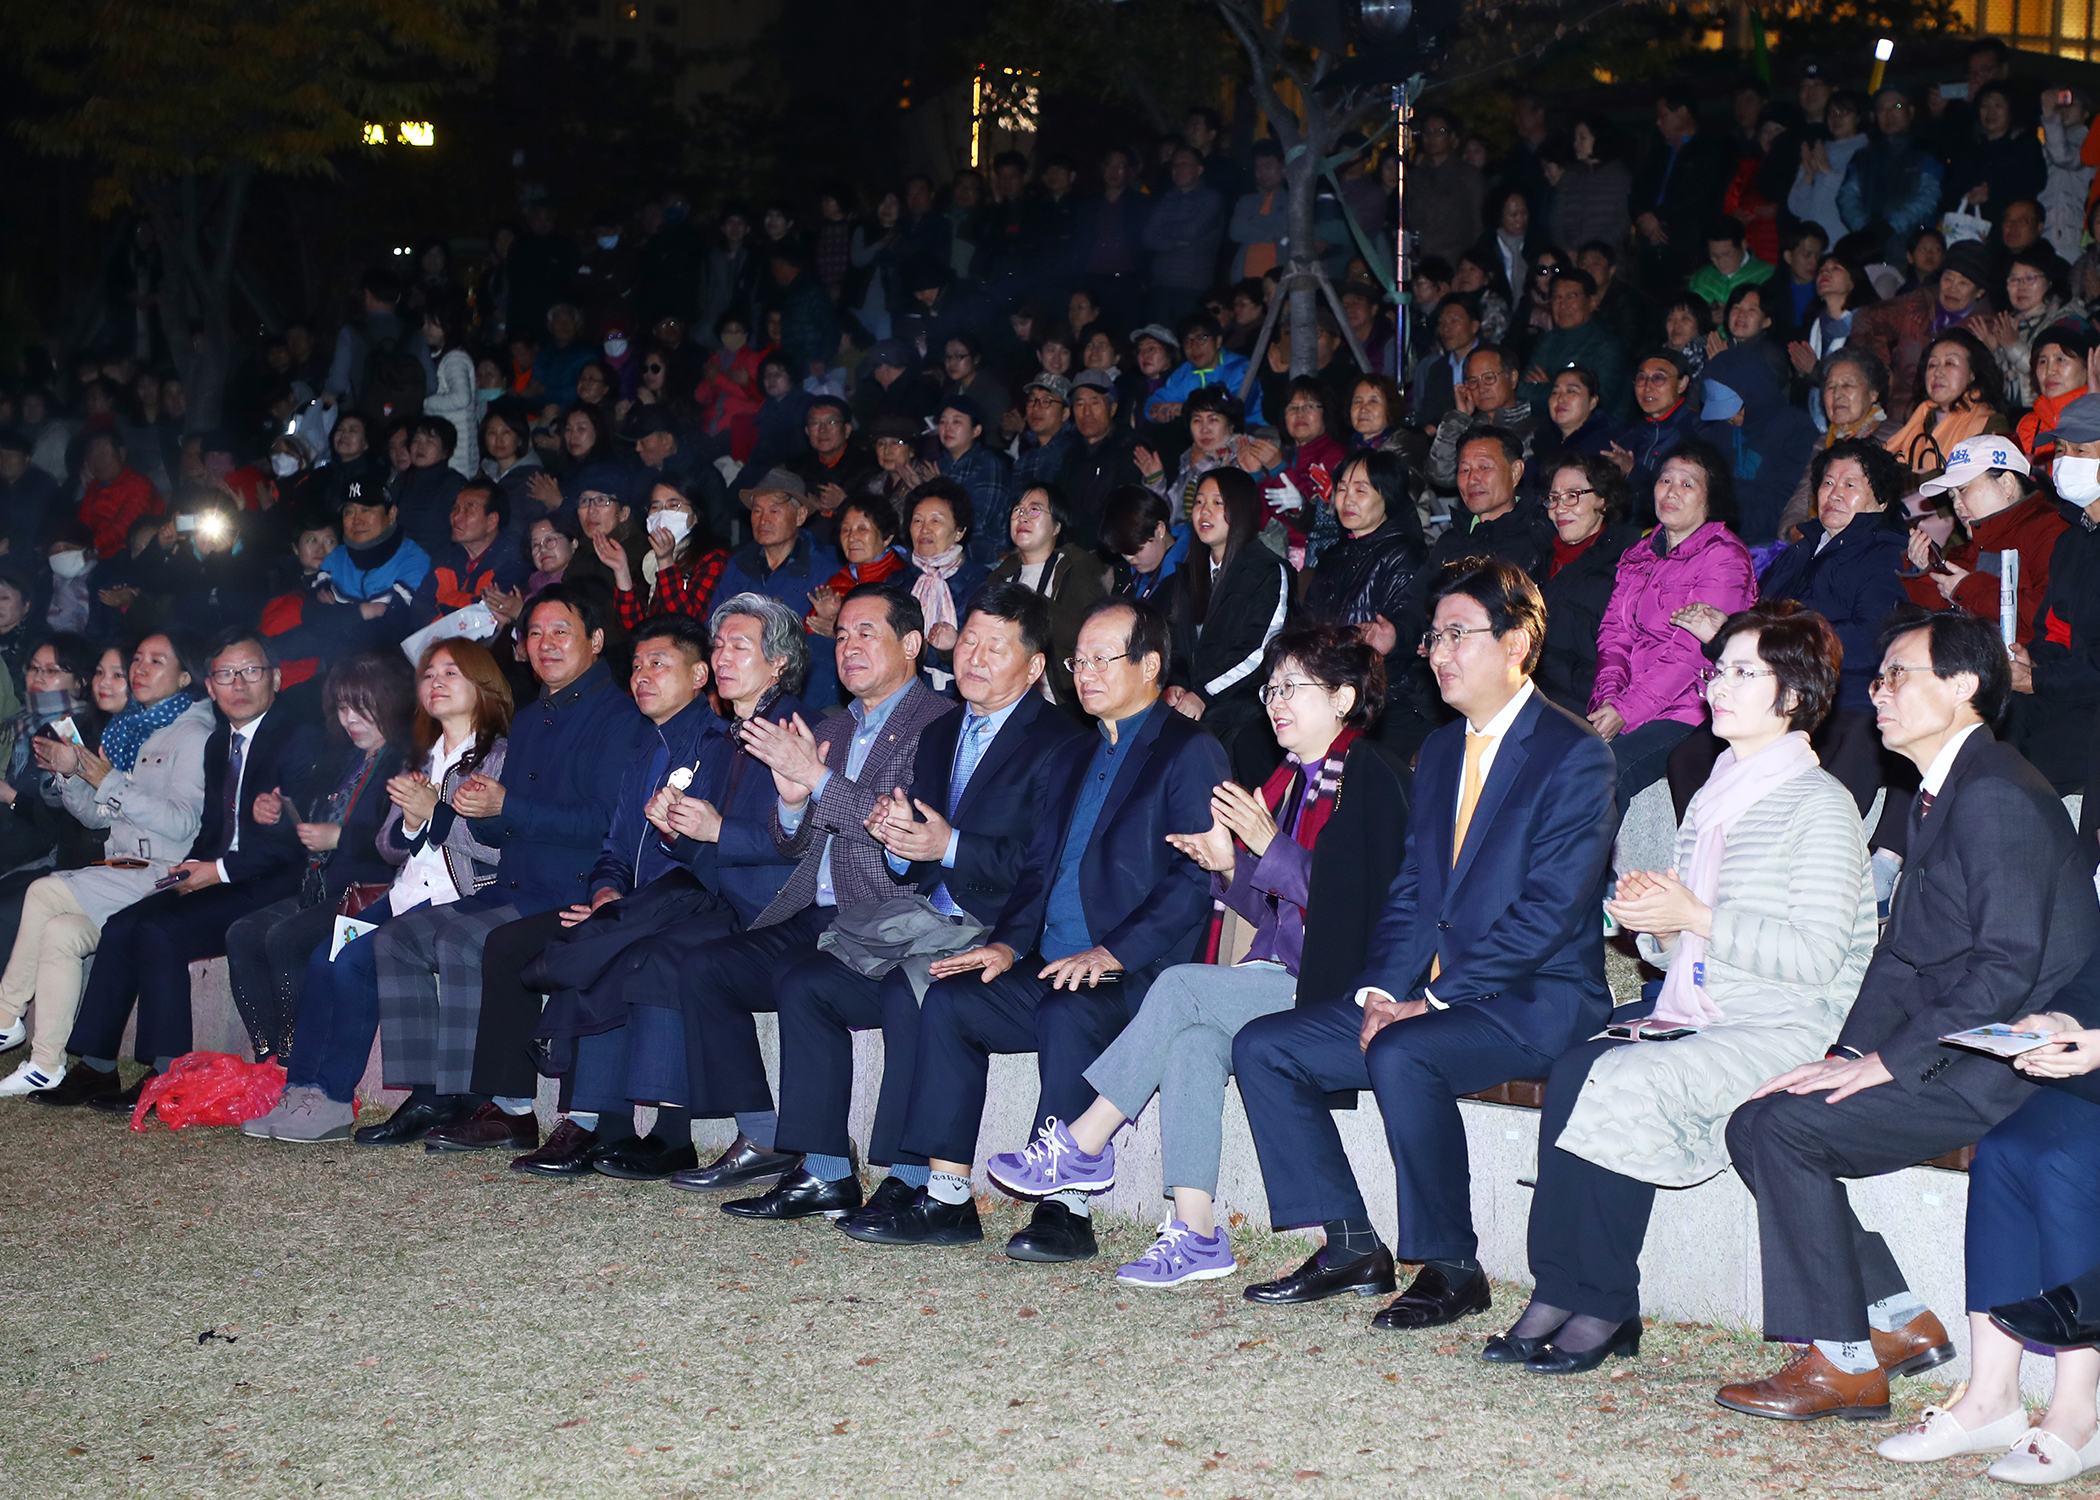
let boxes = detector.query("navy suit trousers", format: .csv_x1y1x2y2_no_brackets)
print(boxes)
902,955,1133,1165
1233,998,1554,1260
772,952,926,1166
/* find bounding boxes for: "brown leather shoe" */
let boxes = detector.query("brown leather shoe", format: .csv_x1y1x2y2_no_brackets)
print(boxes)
1715,1346,1891,1422
1871,1309,1957,1378
425,1102,539,1153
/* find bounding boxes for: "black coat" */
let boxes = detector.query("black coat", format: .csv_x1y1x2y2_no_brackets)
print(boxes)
308,743,406,904
1295,739,1413,1010
898,691,1090,925
2014,514,2100,794
1172,542,1292,778
1057,431,1146,546
1535,521,1641,717
1834,729,2100,1124
1758,518,1910,716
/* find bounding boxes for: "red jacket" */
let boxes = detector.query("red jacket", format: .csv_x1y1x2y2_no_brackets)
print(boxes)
78,469,162,558
1902,493,2068,647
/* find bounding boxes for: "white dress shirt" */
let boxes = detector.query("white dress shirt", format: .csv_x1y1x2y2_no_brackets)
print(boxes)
212,714,266,884
1920,721,1985,798
392,734,475,911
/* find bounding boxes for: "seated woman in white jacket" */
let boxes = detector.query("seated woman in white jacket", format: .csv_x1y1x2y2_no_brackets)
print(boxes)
1489,601,1878,1373
0,634,212,1098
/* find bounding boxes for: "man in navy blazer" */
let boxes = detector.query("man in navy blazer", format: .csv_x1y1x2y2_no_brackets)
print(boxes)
847,595,1227,1263
1236,557,1620,1327
722,584,1088,1224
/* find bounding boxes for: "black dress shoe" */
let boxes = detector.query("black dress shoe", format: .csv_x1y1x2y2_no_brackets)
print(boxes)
1525,1317,1643,1374
1006,1200,1098,1263
87,1070,157,1114
510,1118,602,1177
29,1063,119,1108
667,1133,802,1193
593,1134,700,1181
1482,1330,1558,1365
1992,1285,2100,1350
1371,1264,1493,1330
1244,1244,1398,1305
842,1174,924,1225
836,1192,983,1246
353,1097,469,1147
723,1167,866,1220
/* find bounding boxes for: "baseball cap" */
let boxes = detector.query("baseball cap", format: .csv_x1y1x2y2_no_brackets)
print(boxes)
740,467,810,505
1919,436,2031,495
1131,324,1180,351
1069,370,1119,398
1022,372,1073,404
2051,392,2100,445
1700,381,1744,422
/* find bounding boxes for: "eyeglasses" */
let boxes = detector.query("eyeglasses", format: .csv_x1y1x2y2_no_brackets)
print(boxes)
578,495,620,510
1063,651,1130,676
1545,486,1597,510
1013,503,1052,522
1461,372,1509,388
807,416,844,429
642,363,665,374
1420,625,1496,653
207,664,269,686
1868,663,1933,695
1697,664,1777,691
1256,677,1327,705
1633,370,1679,385
2007,273,2049,289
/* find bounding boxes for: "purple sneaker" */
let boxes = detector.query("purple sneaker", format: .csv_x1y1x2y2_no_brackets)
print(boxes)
985,1117,1115,1198
1116,1220,1238,1287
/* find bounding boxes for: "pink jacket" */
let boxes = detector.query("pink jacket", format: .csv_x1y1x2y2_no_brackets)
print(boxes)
1589,521,1758,732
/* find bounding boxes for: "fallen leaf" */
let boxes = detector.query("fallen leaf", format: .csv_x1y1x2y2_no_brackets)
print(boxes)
554,1418,588,1429
1294,1470,1324,1481
1017,1308,1037,1318
832,1421,850,1434
856,1356,881,1366
66,1447,85,1456
1436,1343,1458,1356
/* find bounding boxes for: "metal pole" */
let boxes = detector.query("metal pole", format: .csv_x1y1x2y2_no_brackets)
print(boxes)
1392,80,1413,383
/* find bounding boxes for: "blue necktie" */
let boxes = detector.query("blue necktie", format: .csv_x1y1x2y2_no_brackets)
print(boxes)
932,714,992,916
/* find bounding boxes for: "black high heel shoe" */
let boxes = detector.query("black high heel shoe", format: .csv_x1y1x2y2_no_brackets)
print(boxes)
1523,1317,1642,1374
1482,1328,1561,1365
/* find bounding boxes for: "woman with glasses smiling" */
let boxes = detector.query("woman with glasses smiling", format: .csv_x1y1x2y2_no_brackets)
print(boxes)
985,625,1406,1286
1492,601,1874,1375
1536,453,1639,718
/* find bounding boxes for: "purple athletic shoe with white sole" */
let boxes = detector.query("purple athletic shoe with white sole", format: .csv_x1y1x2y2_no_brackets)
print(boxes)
1117,1220,1238,1287
985,1117,1115,1198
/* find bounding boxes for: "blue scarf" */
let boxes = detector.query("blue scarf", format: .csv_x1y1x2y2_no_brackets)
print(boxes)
99,692,196,773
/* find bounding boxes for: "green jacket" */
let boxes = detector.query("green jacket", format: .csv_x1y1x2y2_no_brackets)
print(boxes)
1517,320,1634,420
1687,254,1777,310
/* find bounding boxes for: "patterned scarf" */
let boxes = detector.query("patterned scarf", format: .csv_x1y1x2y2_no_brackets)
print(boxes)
910,544,965,637
99,691,196,773
1261,727,1360,855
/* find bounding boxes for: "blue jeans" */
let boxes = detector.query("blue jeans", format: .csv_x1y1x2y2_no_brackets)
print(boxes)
284,896,424,1103
1965,1088,2100,1312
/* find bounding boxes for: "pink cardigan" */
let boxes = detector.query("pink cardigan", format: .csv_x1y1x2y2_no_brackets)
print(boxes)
1589,521,1758,732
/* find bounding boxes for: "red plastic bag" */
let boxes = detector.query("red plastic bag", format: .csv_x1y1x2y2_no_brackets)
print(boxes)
131,1051,287,1131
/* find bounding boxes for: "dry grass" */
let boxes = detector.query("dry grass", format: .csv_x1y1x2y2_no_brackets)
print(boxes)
2,1082,2081,1500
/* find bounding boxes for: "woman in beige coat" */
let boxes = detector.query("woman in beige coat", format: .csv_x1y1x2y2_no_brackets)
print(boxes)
0,634,212,1096
1487,601,1878,1374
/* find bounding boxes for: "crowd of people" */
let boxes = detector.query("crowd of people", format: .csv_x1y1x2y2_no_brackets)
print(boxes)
5,33,2100,1487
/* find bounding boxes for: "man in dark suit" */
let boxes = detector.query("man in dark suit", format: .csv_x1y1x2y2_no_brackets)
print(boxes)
655,582,958,1196
1718,610,2100,1421
719,583,1087,1222
66,627,320,1108
1627,87,1734,296
843,595,1226,1262
1233,557,1619,1327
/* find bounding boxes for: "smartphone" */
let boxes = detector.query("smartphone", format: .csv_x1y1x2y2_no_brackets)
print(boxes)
153,870,191,890
1604,1022,1698,1041
277,793,306,823
175,513,197,534
2062,90,2077,108
47,716,83,746
1941,82,1970,101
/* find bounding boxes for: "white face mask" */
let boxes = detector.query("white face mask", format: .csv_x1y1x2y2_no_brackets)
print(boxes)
270,452,300,477
49,549,90,579
648,510,691,545
2054,454,2100,504
604,337,628,359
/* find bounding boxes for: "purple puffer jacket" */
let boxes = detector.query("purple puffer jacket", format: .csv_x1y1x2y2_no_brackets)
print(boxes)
1589,521,1758,732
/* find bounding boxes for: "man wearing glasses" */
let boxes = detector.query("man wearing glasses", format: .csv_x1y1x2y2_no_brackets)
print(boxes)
1518,270,1631,420
63,628,323,1112
1425,347,1537,497
1233,557,1618,1327
787,396,878,551
852,596,1225,1263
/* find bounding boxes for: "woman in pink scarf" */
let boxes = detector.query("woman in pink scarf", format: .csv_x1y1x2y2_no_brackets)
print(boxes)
1486,602,1879,1376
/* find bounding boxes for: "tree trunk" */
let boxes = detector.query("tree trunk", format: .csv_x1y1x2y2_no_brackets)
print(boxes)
1285,150,1320,377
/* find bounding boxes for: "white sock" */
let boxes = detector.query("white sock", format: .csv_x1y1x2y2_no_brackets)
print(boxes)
927,1170,972,1205
494,1096,535,1116
567,1112,598,1130
1865,1293,1929,1333
1049,1188,1091,1218
1814,1338,1879,1374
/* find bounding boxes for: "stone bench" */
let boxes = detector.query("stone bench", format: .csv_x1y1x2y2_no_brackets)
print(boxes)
157,954,2058,1393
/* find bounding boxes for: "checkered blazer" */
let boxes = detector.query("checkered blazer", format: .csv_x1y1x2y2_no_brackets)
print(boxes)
754,681,959,928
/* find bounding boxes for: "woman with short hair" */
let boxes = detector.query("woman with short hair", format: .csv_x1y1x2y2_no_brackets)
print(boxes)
1901,437,2066,650
987,483,1110,712
613,481,730,630
1497,602,1875,1374
1536,453,1640,718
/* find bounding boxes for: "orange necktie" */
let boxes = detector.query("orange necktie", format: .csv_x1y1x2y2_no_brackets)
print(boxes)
1430,732,1495,983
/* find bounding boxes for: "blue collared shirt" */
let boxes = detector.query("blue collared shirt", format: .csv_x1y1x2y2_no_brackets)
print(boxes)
1040,703,1151,960
779,679,916,907
884,695,1027,908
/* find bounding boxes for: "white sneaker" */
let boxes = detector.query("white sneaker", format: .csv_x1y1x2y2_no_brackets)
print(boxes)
1988,1426,2100,1485
0,1059,64,1097
1878,1403,2030,1462
0,1016,25,1051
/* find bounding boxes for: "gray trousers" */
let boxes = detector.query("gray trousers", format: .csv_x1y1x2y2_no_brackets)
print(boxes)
375,899,520,1095
1082,960,1296,1197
